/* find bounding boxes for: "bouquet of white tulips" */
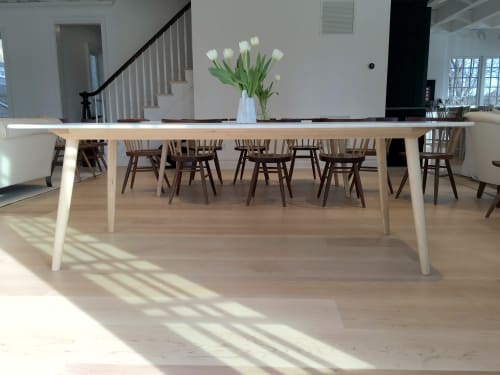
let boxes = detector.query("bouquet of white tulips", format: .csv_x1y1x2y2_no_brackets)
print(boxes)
206,36,283,118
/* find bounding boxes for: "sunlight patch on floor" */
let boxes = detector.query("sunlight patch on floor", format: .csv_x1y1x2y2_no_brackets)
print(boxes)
5,215,374,372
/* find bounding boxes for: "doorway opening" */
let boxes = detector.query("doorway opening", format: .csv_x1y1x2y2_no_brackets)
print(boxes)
56,24,103,122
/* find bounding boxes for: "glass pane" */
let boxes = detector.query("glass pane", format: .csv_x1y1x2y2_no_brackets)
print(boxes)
448,57,479,105
0,36,9,117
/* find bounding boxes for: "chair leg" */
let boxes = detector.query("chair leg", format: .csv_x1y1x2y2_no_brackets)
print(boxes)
213,150,224,184
130,155,139,189
276,162,287,207
164,164,172,188
308,150,317,179
51,148,61,175
233,150,245,184
445,159,458,200
477,181,486,199
422,158,429,194
497,186,500,208
92,147,103,172
262,163,270,185
433,159,440,205
313,150,322,179
322,163,335,207
353,163,366,208
282,161,293,198
317,162,330,198
121,156,134,194
149,156,160,179
395,169,408,199
199,161,209,204
205,160,217,195
289,149,297,181
485,190,500,218
99,149,107,170
175,163,183,196
80,149,97,178
189,162,196,186
169,162,182,204
246,162,260,206
240,150,248,180
387,172,394,195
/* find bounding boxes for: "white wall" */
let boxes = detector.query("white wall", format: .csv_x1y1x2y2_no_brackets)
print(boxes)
428,30,500,101
191,0,391,119
0,0,188,118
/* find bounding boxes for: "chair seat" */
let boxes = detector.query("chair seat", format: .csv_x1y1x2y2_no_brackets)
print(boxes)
293,145,319,151
234,145,266,152
247,154,292,163
420,152,454,160
319,152,365,164
170,153,215,163
126,149,162,157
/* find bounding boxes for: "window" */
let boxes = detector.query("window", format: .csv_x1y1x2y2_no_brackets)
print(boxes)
0,35,9,117
483,58,500,106
448,57,480,106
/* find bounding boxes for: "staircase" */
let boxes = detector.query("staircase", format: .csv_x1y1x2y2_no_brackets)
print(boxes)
144,70,194,121
80,3,194,123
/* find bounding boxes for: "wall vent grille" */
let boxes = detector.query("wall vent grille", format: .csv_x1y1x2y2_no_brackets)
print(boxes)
322,1,354,34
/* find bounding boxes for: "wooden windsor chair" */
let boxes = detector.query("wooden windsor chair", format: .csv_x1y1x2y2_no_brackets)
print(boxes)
345,118,398,194
395,120,463,205
117,119,170,194
289,138,322,181
485,161,500,218
162,119,225,185
167,139,218,204
317,138,368,207
233,118,289,184
51,137,107,183
244,139,294,207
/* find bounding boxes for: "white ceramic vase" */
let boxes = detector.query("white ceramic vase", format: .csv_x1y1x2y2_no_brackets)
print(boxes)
236,90,257,124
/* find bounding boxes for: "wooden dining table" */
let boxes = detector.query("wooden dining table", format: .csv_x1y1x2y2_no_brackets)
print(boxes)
8,120,474,274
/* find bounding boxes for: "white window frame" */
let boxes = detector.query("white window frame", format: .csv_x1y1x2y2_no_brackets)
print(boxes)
482,57,500,106
448,57,481,106
448,56,500,107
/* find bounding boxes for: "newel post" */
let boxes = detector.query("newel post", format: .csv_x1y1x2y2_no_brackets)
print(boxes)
80,91,92,122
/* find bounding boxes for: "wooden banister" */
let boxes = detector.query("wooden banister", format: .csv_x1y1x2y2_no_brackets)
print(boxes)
80,2,191,121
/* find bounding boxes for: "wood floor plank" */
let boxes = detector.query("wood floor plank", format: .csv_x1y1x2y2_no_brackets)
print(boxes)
1,167,500,373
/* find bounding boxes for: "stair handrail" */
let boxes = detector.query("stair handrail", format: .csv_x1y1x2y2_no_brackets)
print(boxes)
80,2,191,120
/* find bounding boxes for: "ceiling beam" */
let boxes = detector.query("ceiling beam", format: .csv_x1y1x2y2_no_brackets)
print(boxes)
448,0,500,32
431,0,488,28
428,0,448,7
484,14,500,27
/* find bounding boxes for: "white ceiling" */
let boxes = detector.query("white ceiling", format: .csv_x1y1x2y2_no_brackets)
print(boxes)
430,0,500,32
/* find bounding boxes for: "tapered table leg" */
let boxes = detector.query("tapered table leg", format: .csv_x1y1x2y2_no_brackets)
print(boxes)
405,137,431,276
52,138,79,271
107,140,117,233
375,138,390,235
157,141,168,197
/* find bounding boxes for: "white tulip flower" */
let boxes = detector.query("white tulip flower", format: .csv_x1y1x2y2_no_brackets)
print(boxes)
239,40,251,54
250,36,260,47
275,74,281,81
206,49,218,61
272,49,284,61
223,48,234,60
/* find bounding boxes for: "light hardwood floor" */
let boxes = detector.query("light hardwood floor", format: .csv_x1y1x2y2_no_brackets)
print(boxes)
0,166,499,375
